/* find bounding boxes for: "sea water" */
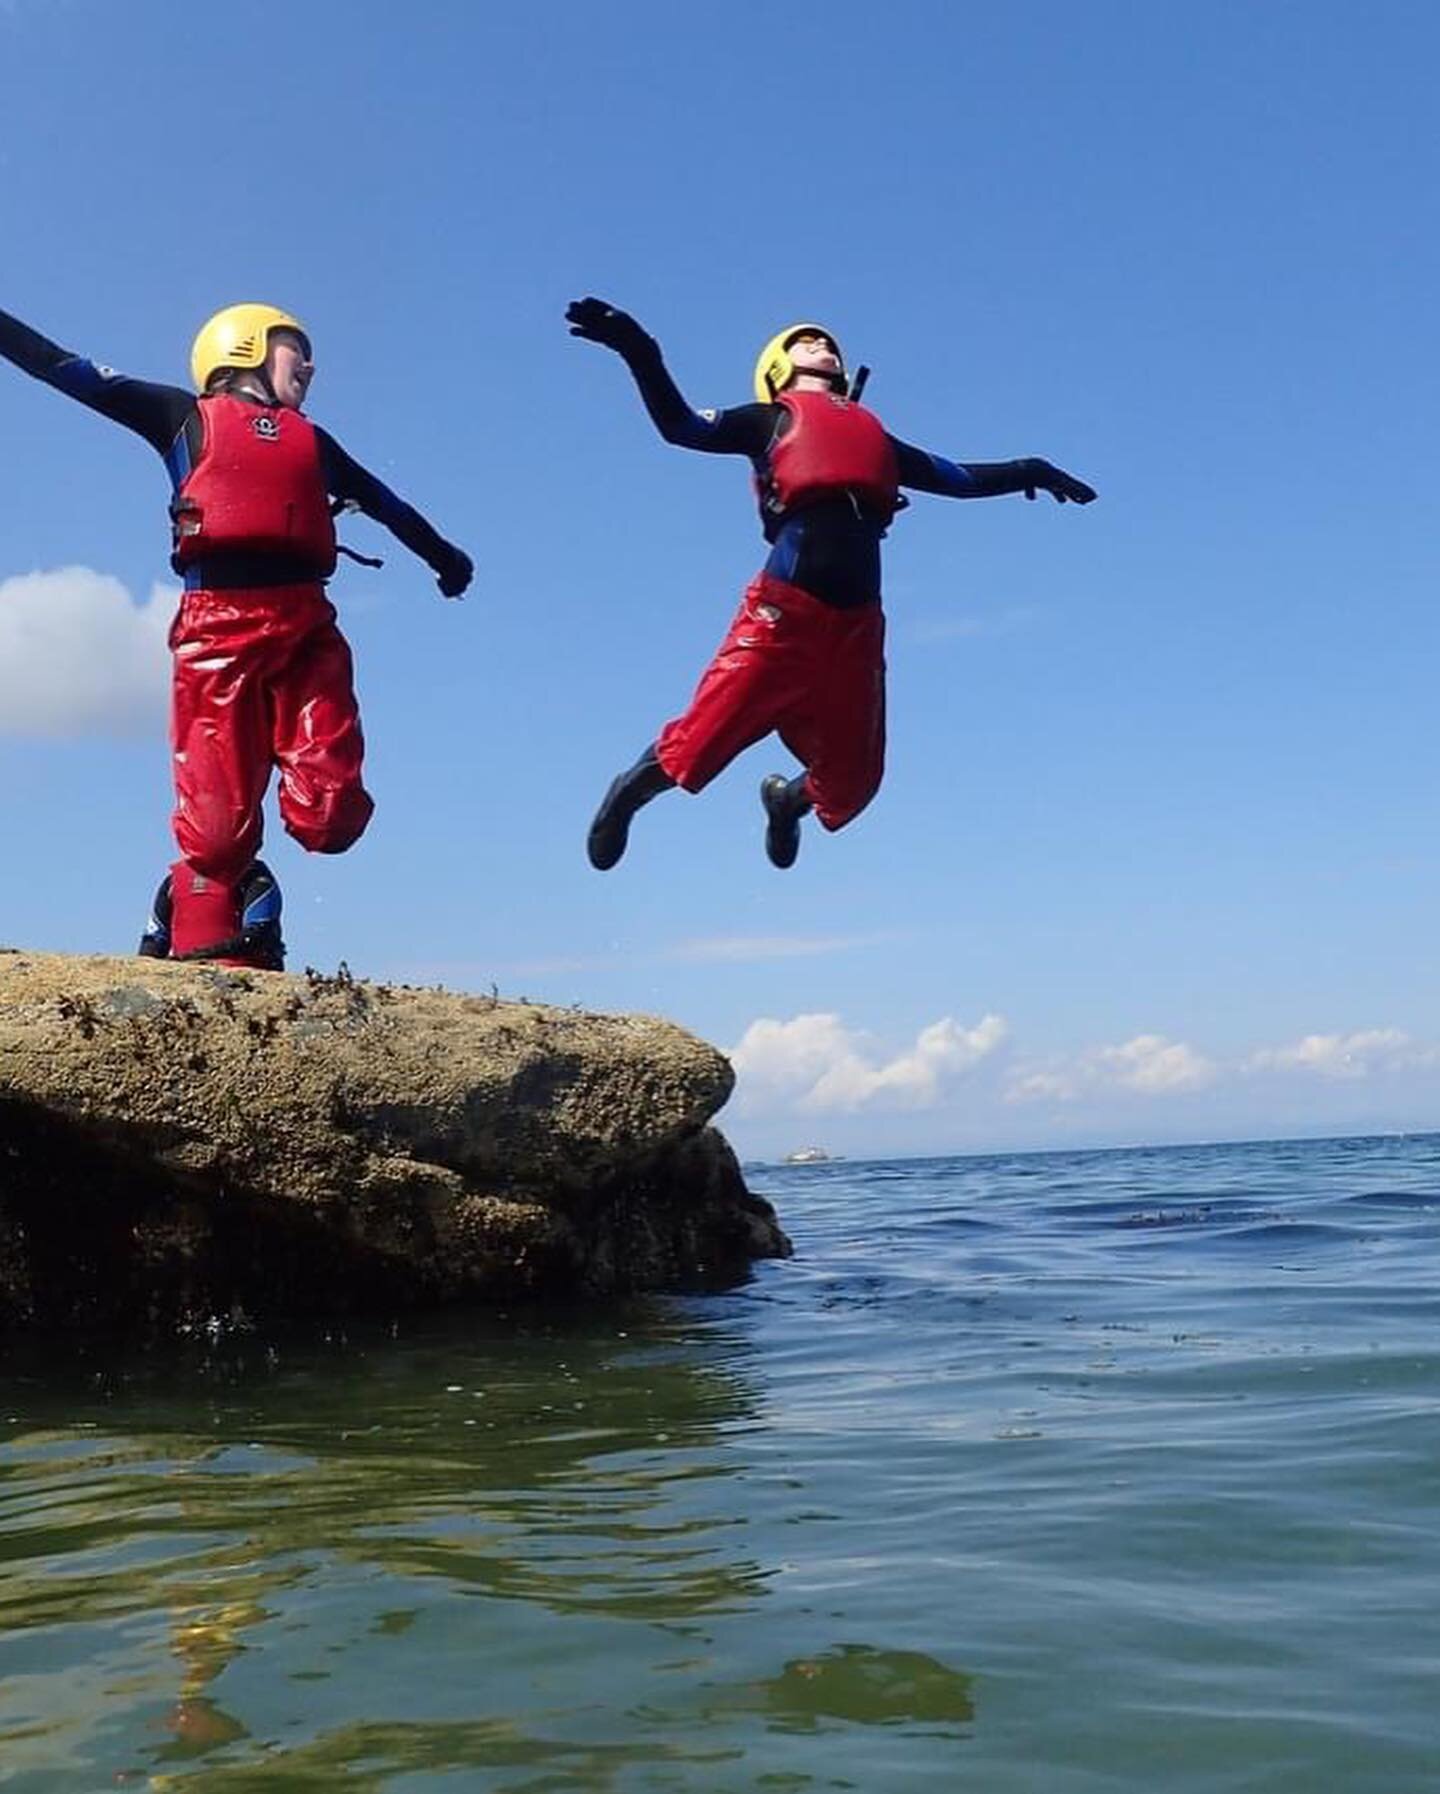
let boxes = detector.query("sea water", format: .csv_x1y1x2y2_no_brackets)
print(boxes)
2,1132,1437,1791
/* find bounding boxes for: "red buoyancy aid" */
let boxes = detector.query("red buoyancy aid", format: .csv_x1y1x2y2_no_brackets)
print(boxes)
765,390,900,521
173,395,337,573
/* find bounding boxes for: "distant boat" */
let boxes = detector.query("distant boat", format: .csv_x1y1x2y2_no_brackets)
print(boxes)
783,1147,841,1165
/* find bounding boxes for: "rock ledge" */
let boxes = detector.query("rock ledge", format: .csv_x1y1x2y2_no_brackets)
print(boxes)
0,952,788,1332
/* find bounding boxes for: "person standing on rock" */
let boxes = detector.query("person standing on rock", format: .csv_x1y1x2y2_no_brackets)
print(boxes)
566,299,1096,871
0,300,473,968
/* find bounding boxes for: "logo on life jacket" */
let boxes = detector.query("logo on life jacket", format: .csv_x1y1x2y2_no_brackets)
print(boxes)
252,414,281,440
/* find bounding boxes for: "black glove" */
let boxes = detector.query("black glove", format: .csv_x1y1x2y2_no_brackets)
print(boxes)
433,545,473,599
1022,459,1097,505
565,296,654,360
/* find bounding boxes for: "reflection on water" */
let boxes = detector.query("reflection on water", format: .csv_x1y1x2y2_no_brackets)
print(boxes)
134,1644,976,1792
1,1310,791,1789
762,1645,975,1730
4,1135,1439,1791
145,1719,744,1792
0,1296,984,1789
2,1310,768,1610
160,1599,256,1758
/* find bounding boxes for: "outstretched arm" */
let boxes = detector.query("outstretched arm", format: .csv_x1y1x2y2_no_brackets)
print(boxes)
0,305,193,455
318,430,473,598
565,296,772,457
892,435,1097,505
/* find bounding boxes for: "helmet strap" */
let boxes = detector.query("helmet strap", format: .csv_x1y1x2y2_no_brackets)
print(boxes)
788,367,847,395
215,366,278,405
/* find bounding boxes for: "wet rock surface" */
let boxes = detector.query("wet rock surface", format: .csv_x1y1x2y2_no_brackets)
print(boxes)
0,951,788,1332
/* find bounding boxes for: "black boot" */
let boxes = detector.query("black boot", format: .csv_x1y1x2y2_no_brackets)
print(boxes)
587,745,675,870
232,860,285,970
137,872,174,958
761,773,813,869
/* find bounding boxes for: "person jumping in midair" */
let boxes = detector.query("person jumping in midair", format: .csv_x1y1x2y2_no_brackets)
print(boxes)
0,300,473,966
566,298,1095,870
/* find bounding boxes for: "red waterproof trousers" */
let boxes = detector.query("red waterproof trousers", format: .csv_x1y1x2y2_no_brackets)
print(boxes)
656,572,886,830
168,584,373,952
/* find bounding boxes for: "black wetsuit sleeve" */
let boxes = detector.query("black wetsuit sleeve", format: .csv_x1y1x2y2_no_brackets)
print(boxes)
0,306,194,455
616,338,776,457
891,435,1054,500
317,428,462,570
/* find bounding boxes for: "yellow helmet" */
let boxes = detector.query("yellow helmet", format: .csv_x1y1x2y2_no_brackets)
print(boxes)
190,303,310,392
753,322,844,403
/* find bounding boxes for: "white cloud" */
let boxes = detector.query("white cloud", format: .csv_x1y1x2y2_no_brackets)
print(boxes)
1007,1033,1216,1103
0,567,172,738
1006,1065,1083,1103
728,1011,1007,1113
1247,1028,1435,1080
1097,1033,1216,1093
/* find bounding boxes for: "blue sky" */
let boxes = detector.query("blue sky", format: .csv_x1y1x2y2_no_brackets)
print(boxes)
3,0,1439,1159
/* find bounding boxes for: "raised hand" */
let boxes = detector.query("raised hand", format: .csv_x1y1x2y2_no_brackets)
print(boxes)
1023,459,1097,504
565,297,652,359
434,545,473,599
